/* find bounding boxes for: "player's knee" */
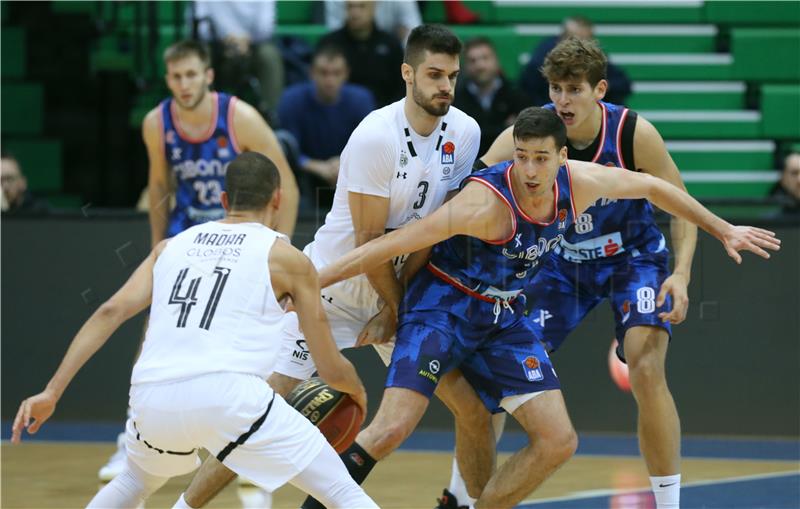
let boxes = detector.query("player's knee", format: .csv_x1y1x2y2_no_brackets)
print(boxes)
365,420,414,457
546,427,578,466
628,354,667,391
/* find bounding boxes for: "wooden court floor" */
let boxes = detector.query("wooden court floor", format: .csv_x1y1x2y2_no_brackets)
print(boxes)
2,441,797,508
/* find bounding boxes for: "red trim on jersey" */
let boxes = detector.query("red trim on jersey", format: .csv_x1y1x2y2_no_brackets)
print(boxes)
616,107,630,169
156,104,165,152
228,96,241,154
564,160,578,220
171,91,219,143
591,102,608,163
505,162,559,226
465,176,517,245
427,262,515,304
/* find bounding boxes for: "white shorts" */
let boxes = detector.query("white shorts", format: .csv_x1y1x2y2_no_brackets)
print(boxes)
272,241,396,380
126,372,326,491
273,307,395,380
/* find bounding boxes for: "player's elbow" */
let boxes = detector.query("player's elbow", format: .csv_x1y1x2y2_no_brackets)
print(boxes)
96,300,127,323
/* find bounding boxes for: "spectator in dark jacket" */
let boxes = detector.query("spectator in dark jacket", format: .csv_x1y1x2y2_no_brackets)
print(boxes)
318,0,404,106
278,45,375,210
519,16,632,106
454,37,529,155
1,153,49,214
771,152,800,217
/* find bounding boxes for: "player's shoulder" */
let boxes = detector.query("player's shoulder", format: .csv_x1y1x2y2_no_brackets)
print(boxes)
444,105,480,138
471,159,513,180
348,101,402,145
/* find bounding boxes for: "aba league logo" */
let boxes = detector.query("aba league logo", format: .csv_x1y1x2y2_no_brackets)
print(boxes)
441,141,455,164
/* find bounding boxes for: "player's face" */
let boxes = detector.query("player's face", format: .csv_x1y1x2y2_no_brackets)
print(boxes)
166,55,213,110
548,78,606,129
409,51,460,117
512,136,567,199
0,157,25,205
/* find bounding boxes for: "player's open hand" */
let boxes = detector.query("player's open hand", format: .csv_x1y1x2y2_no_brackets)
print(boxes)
356,306,397,347
657,273,689,324
11,390,57,444
722,226,781,264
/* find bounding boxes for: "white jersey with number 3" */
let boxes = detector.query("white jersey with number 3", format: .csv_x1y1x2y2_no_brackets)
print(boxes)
132,221,286,385
307,99,481,312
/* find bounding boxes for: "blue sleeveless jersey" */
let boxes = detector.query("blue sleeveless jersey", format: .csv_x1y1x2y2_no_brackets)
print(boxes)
161,92,240,237
427,161,577,301
544,101,665,262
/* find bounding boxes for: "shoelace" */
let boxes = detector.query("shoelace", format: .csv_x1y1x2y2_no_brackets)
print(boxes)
492,298,515,324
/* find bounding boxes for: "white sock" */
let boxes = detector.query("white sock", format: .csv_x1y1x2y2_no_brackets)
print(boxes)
650,474,681,509
172,493,193,509
448,413,506,505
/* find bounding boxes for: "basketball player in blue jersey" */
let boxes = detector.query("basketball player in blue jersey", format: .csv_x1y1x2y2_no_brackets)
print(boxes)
480,37,698,509
144,40,299,245
303,107,779,509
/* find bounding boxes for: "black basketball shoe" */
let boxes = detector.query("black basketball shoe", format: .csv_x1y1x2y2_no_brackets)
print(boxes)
435,489,468,509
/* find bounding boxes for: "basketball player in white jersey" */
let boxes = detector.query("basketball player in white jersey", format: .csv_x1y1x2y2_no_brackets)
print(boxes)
179,24,498,508
11,152,376,509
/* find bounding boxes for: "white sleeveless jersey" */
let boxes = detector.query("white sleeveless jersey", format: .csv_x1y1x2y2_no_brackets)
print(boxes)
306,99,480,311
132,221,287,384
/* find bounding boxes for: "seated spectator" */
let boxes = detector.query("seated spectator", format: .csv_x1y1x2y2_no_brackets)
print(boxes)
1,153,49,214
771,152,800,217
325,0,421,44
193,0,284,119
454,37,529,156
278,45,376,212
519,16,632,106
318,0,404,107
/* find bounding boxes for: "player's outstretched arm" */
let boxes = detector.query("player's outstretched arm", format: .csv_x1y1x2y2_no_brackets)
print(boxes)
269,240,367,413
234,100,300,237
480,125,515,168
143,109,172,248
319,181,511,288
11,242,165,444
570,161,781,264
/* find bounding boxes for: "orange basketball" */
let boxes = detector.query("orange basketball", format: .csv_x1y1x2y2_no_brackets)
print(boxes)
608,339,631,392
286,377,364,453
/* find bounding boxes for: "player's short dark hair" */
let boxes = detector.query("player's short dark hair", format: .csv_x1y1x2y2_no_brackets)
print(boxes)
163,39,212,69
405,24,462,69
513,107,567,150
464,36,496,55
225,152,281,211
541,36,607,87
313,43,348,66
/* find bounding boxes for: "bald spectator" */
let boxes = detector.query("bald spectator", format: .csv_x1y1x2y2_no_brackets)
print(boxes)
454,37,528,155
1,153,49,214
771,152,800,217
318,0,404,106
519,16,632,106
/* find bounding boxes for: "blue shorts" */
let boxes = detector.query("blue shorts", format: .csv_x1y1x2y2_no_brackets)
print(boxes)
387,268,560,413
524,252,672,362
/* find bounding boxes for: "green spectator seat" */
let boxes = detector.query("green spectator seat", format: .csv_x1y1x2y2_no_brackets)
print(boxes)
683,170,777,198
274,24,327,45
1,139,62,193
1,27,25,78
610,53,734,81
628,82,745,111
491,0,704,24
277,1,314,24
704,1,800,25
1,83,44,135
731,29,800,81
761,84,800,138
50,1,99,15
666,141,775,171
640,110,761,139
